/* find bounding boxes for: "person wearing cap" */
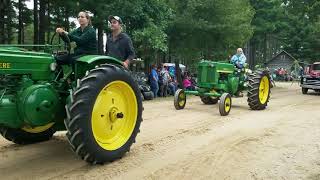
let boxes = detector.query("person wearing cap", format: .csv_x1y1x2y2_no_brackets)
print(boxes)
230,48,247,69
55,11,97,64
105,15,135,69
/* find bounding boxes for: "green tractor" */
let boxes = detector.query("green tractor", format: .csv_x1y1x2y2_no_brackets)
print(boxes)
174,60,271,116
0,34,142,164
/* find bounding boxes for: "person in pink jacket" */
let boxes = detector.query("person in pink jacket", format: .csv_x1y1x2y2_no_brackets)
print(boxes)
183,75,195,91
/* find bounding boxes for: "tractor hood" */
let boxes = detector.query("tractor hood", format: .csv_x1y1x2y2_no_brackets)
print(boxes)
0,47,55,80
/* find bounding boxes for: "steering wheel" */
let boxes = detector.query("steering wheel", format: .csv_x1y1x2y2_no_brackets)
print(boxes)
50,32,71,54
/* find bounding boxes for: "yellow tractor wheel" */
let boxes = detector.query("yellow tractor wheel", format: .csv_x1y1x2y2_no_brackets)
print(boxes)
174,89,186,110
219,93,232,116
65,64,142,164
247,70,271,110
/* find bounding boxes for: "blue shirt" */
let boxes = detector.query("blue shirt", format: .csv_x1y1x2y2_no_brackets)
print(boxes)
151,69,158,82
231,53,246,65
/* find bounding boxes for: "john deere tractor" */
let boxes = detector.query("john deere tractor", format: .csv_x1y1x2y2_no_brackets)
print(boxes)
0,34,142,164
174,60,271,116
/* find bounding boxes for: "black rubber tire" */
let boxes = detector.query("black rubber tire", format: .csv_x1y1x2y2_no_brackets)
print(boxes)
302,88,308,94
219,93,232,116
247,70,271,110
0,126,55,145
200,96,218,105
174,89,186,110
64,64,143,164
143,91,154,100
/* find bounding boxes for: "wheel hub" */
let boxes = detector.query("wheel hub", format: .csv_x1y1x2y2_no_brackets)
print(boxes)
108,107,124,123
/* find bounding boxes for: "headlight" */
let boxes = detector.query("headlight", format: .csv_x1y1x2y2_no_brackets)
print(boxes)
50,63,57,71
303,78,307,82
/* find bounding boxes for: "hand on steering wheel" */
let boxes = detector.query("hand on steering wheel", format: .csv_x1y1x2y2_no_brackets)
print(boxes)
50,30,71,55
56,28,65,34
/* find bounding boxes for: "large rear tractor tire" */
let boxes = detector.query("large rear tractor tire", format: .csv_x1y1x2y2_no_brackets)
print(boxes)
0,123,55,145
200,96,218,105
247,71,271,110
174,89,186,110
65,64,143,164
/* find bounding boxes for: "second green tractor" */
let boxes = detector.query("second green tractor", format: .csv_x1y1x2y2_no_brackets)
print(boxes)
174,60,271,116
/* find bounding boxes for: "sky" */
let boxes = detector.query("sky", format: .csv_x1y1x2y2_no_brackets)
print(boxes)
25,0,79,27
26,0,33,9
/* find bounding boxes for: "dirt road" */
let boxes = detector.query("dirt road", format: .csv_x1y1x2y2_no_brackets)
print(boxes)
0,82,320,180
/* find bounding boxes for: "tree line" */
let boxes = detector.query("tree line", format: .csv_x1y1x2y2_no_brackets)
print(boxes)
0,0,319,67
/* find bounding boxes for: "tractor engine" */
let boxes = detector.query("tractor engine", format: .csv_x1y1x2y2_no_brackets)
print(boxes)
0,74,61,129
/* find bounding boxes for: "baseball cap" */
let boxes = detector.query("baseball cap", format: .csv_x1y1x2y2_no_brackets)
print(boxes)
108,15,123,24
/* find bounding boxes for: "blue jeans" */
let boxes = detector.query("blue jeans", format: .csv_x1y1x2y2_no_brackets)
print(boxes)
236,63,244,69
150,81,159,98
168,82,176,95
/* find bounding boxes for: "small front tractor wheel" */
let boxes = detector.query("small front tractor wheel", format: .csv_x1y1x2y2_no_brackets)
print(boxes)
65,64,143,164
174,89,186,110
0,123,55,145
200,96,218,105
247,71,271,110
219,93,232,116
302,88,308,94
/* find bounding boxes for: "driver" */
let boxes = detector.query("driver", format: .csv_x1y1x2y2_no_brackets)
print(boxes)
230,48,246,69
55,11,97,65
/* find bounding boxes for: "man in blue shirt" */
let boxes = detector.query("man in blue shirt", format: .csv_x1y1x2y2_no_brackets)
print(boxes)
150,64,159,98
231,48,246,69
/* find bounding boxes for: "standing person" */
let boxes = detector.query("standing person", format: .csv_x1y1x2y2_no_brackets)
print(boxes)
168,71,177,95
150,65,159,98
230,48,247,69
159,64,170,97
157,66,163,97
105,15,135,69
55,11,97,65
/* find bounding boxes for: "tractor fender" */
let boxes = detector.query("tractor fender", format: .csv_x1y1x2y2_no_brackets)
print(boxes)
75,55,123,66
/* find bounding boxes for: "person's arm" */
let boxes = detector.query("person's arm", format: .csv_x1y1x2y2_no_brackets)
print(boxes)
240,55,247,65
105,38,109,55
123,36,135,68
152,70,157,81
68,28,96,46
56,28,71,43
231,55,237,64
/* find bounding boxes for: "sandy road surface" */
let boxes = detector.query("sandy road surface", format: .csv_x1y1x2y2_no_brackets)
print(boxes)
0,82,320,180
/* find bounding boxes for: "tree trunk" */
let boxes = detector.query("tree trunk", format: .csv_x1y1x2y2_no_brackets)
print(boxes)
175,61,183,89
39,0,46,45
18,0,23,44
46,1,51,44
0,0,5,43
97,23,104,55
64,7,70,32
33,0,39,47
6,0,13,44
263,33,267,67
249,39,256,69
